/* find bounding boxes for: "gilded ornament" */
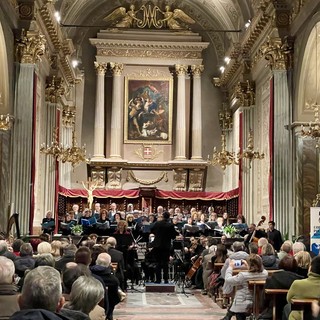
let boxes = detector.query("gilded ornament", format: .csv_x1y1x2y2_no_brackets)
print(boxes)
109,62,124,75
107,168,122,189
94,62,107,75
175,64,188,76
45,76,64,103
191,65,204,77
62,105,76,128
91,168,106,188
126,170,168,185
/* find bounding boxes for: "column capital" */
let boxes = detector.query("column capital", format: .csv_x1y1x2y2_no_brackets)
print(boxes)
62,105,76,128
94,62,107,75
16,29,46,64
190,65,204,77
45,76,65,103
259,36,294,71
110,62,124,75
175,64,188,76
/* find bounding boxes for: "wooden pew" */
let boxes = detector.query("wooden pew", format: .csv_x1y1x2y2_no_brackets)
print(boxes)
248,280,266,317
265,288,288,320
291,298,316,320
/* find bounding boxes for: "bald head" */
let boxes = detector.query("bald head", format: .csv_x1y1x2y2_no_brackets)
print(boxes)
96,253,111,267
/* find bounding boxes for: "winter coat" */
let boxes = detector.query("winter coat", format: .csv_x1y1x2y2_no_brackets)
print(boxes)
261,255,279,269
224,266,268,313
14,256,35,277
221,251,249,279
10,309,71,320
0,284,20,320
59,308,89,320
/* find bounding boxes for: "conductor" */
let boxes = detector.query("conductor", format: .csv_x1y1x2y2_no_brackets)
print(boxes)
150,211,178,284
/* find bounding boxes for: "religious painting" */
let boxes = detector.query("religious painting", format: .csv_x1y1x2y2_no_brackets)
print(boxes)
124,77,173,144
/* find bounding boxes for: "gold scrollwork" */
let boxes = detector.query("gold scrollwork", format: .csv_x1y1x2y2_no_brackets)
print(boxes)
126,170,168,185
110,62,124,75
45,76,65,103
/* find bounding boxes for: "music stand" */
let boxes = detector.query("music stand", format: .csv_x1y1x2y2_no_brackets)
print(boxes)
173,250,191,297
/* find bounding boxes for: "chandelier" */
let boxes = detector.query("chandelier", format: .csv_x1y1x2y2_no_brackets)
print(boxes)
237,130,264,166
0,114,14,131
40,127,86,168
209,133,238,170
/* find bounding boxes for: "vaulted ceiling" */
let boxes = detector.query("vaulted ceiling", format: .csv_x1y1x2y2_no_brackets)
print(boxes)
55,0,254,61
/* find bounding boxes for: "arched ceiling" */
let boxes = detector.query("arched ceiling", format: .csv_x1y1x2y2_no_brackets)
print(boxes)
55,0,253,60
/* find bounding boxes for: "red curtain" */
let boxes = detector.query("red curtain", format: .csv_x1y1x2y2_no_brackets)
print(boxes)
238,112,243,216
269,77,274,220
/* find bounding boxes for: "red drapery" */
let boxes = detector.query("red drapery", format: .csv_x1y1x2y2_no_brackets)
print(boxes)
269,77,274,220
58,185,239,201
238,112,243,216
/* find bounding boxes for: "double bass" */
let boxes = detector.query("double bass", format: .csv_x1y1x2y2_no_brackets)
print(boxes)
186,255,202,282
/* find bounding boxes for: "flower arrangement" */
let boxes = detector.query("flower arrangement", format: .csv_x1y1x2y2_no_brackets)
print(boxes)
70,224,83,235
223,225,237,238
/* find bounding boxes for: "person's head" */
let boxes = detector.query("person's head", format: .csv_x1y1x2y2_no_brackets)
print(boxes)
46,211,53,219
215,244,227,261
248,223,256,233
247,253,264,273
67,276,104,314
37,241,52,255
51,240,62,257
35,253,55,268
100,209,108,220
94,203,101,212
126,214,134,223
65,214,72,222
62,244,77,257
0,256,15,284
268,221,275,231
222,212,228,219
157,206,164,214
75,247,92,266
216,217,224,227
12,239,24,253
261,243,275,256
114,212,121,222
127,203,133,211
257,237,268,248
96,252,112,268
0,240,8,254
174,207,181,214
280,240,293,253
72,204,79,212
248,242,258,254
293,241,306,255
310,255,320,275
117,220,128,232
148,214,156,223
62,264,91,294
295,251,311,269
187,216,193,225
106,236,117,248
18,266,64,312
110,203,117,211
20,243,33,257
83,208,91,217
232,241,245,252
162,211,170,220
278,255,298,272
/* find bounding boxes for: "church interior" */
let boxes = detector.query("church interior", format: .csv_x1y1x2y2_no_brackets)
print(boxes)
0,0,317,240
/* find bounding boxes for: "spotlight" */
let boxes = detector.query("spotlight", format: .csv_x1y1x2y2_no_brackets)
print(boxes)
72,59,79,68
224,56,231,64
245,19,251,29
54,11,61,23
219,66,225,73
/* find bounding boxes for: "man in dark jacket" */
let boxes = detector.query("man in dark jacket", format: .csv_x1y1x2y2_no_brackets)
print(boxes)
55,244,77,273
10,266,70,320
150,211,178,283
90,253,120,320
267,221,283,252
14,243,35,277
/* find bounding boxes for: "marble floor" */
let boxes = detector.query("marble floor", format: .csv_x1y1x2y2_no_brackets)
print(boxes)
114,286,226,320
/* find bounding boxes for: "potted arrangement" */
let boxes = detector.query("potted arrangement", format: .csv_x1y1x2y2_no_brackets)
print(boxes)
223,225,237,238
70,224,83,236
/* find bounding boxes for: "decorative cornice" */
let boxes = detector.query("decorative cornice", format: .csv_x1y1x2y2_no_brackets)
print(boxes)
126,170,168,185
109,62,124,75
16,29,46,64
175,64,188,76
94,62,107,75
190,65,204,77
18,1,35,20
257,36,294,70
45,76,64,103
231,81,255,108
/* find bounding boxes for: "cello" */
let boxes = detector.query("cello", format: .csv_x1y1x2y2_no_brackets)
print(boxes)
185,255,202,286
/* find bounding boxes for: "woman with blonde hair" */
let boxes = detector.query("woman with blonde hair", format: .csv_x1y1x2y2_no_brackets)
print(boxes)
37,241,52,255
294,250,312,278
261,243,279,269
51,240,62,260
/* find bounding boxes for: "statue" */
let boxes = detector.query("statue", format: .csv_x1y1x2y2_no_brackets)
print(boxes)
161,6,195,30
103,5,137,28
82,179,98,209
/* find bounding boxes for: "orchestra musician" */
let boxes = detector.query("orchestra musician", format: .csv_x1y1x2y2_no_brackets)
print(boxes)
150,211,178,284
41,211,55,235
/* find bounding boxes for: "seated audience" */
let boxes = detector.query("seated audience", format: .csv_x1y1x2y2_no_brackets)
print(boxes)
292,241,305,255
10,266,67,320
294,250,312,278
0,240,16,262
51,241,62,261
60,275,105,320
222,254,268,320
257,237,269,255
55,244,77,273
12,239,24,257
261,243,279,269
14,243,35,278
283,255,320,320
37,241,52,255
0,257,20,319
277,240,293,260
34,253,55,268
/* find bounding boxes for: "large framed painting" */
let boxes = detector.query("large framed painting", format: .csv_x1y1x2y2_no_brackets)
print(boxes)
124,77,173,144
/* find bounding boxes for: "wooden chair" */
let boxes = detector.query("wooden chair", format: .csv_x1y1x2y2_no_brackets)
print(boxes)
265,288,288,320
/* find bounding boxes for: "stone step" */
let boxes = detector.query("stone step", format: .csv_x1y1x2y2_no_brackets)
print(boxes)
145,283,175,293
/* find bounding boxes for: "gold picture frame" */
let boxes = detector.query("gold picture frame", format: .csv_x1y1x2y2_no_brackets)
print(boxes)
124,77,173,144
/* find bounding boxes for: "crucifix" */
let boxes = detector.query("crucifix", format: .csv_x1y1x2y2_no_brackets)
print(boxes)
82,178,98,209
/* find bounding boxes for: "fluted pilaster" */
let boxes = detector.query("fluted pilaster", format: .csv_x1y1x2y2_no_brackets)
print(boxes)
191,65,204,160
109,62,124,159
93,62,106,158
175,64,188,160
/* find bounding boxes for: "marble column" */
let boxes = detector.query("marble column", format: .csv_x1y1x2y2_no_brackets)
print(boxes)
191,65,204,160
109,62,124,159
11,30,45,235
175,64,188,160
93,62,106,159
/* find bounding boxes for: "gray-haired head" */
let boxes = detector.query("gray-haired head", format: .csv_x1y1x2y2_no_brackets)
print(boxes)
293,241,306,255
0,240,8,254
35,253,55,268
96,252,111,267
20,243,33,257
0,256,15,284
67,276,104,314
19,266,63,312
232,241,244,252
106,237,117,248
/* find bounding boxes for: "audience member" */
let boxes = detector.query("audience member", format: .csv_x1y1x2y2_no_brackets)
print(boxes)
0,240,16,262
55,244,77,273
261,243,279,269
0,257,20,318
37,241,52,255
12,239,24,257
292,241,305,255
35,253,55,268
14,243,35,278
277,240,293,260
294,250,312,278
10,266,67,320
